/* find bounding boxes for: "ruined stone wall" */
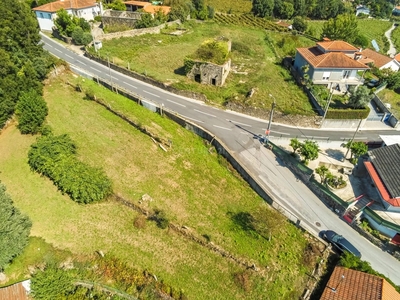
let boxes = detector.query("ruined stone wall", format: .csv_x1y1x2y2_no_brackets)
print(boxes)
101,9,142,29
187,59,231,86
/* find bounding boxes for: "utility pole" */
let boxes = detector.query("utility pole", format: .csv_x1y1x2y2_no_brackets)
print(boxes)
265,94,276,145
321,88,333,126
344,119,362,160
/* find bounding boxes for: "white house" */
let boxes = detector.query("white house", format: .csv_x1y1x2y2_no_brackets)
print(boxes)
359,48,400,71
33,0,103,31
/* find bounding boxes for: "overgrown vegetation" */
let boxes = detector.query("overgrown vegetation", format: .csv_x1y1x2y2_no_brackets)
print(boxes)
15,90,48,134
0,182,32,271
0,73,319,299
28,133,113,203
0,0,55,129
290,138,320,164
55,9,92,45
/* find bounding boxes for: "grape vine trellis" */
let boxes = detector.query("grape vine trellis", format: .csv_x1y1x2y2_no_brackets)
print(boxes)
214,13,287,32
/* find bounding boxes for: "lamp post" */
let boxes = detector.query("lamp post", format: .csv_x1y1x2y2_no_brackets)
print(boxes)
331,275,345,292
265,94,276,145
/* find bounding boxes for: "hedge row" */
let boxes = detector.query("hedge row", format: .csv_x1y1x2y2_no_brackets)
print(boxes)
28,134,112,204
326,106,370,119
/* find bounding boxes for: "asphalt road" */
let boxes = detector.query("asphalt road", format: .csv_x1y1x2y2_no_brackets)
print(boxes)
41,33,400,285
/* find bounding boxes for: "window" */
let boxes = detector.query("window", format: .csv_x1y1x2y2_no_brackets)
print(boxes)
39,12,43,18
343,70,351,79
322,72,330,80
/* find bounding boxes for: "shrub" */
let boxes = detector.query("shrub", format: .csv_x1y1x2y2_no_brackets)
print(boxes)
94,15,102,22
0,182,32,270
15,89,48,134
150,209,169,229
28,134,112,203
72,27,92,45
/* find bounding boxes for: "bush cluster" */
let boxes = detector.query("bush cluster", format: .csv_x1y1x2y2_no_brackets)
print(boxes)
326,107,370,119
28,133,112,203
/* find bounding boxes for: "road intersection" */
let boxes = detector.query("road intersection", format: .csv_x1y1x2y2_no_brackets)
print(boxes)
41,33,400,284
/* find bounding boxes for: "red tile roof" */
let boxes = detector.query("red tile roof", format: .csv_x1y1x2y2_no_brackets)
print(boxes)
0,282,28,300
364,161,400,207
143,5,170,14
317,40,359,52
33,0,98,12
320,266,400,300
124,0,151,7
360,48,393,68
296,46,369,69
395,53,400,62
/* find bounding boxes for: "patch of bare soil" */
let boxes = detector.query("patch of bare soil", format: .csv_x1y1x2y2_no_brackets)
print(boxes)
225,101,321,128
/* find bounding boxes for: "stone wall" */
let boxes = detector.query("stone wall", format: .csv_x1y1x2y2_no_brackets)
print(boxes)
187,59,231,86
98,19,181,41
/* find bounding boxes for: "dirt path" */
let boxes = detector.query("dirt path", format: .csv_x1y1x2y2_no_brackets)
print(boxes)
385,23,397,57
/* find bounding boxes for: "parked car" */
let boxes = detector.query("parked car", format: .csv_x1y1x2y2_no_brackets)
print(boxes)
321,230,362,258
367,78,380,88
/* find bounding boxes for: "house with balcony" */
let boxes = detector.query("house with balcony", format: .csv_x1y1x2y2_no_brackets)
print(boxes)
293,40,369,92
33,0,103,31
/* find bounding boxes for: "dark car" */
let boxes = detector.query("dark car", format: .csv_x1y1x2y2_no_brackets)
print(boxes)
322,230,362,258
367,79,379,88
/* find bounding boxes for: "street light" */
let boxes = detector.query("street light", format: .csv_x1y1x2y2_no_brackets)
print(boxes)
265,94,276,145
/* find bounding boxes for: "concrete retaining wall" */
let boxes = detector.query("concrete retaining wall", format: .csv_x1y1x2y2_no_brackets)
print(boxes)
320,118,366,130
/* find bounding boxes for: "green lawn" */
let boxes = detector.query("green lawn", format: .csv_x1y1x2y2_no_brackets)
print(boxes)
376,88,400,118
93,21,314,115
0,74,319,299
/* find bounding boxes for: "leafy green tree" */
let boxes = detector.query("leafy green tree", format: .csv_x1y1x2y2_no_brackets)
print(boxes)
252,0,274,18
55,9,74,36
292,16,307,32
135,13,155,28
290,138,301,154
315,165,329,183
15,89,48,134
0,182,32,270
294,0,307,17
342,141,368,160
321,14,359,43
348,86,372,109
353,34,369,48
108,0,126,11
71,27,92,46
299,140,319,164
30,265,75,300
278,1,294,19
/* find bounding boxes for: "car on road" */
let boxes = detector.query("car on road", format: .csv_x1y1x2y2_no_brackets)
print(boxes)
367,78,380,88
321,230,362,258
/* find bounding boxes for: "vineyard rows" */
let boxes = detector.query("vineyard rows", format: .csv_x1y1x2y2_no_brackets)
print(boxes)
214,13,287,32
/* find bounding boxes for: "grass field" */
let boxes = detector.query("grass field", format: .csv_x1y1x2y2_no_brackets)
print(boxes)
93,21,314,115
376,88,400,118
0,73,319,299
205,0,251,14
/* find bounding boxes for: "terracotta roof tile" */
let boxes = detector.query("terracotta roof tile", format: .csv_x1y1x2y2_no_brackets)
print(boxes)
33,0,98,12
124,0,151,7
0,282,28,300
320,266,400,300
143,5,170,14
395,53,400,62
296,46,369,69
317,40,359,52
360,48,392,68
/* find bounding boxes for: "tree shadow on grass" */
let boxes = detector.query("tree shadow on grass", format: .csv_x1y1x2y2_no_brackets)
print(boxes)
227,211,255,232
173,66,186,76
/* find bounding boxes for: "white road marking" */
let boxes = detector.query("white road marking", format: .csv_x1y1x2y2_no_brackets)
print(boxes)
213,125,232,131
354,137,367,140
143,90,160,98
227,119,252,127
90,66,98,71
194,109,216,118
123,81,138,89
54,48,61,52
166,99,186,107
65,54,73,59
181,115,204,123
79,61,87,66
271,130,290,135
313,136,329,139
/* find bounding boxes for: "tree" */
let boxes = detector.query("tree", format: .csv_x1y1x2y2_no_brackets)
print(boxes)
108,0,126,10
290,138,301,154
321,13,359,44
348,86,373,108
54,9,74,36
71,27,92,46
15,89,48,134
30,265,75,300
299,140,319,164
135,13,155,29
315,165,329,183
0,182,32,270
342,141,368,161
292,16,307,32
252,0,274,18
